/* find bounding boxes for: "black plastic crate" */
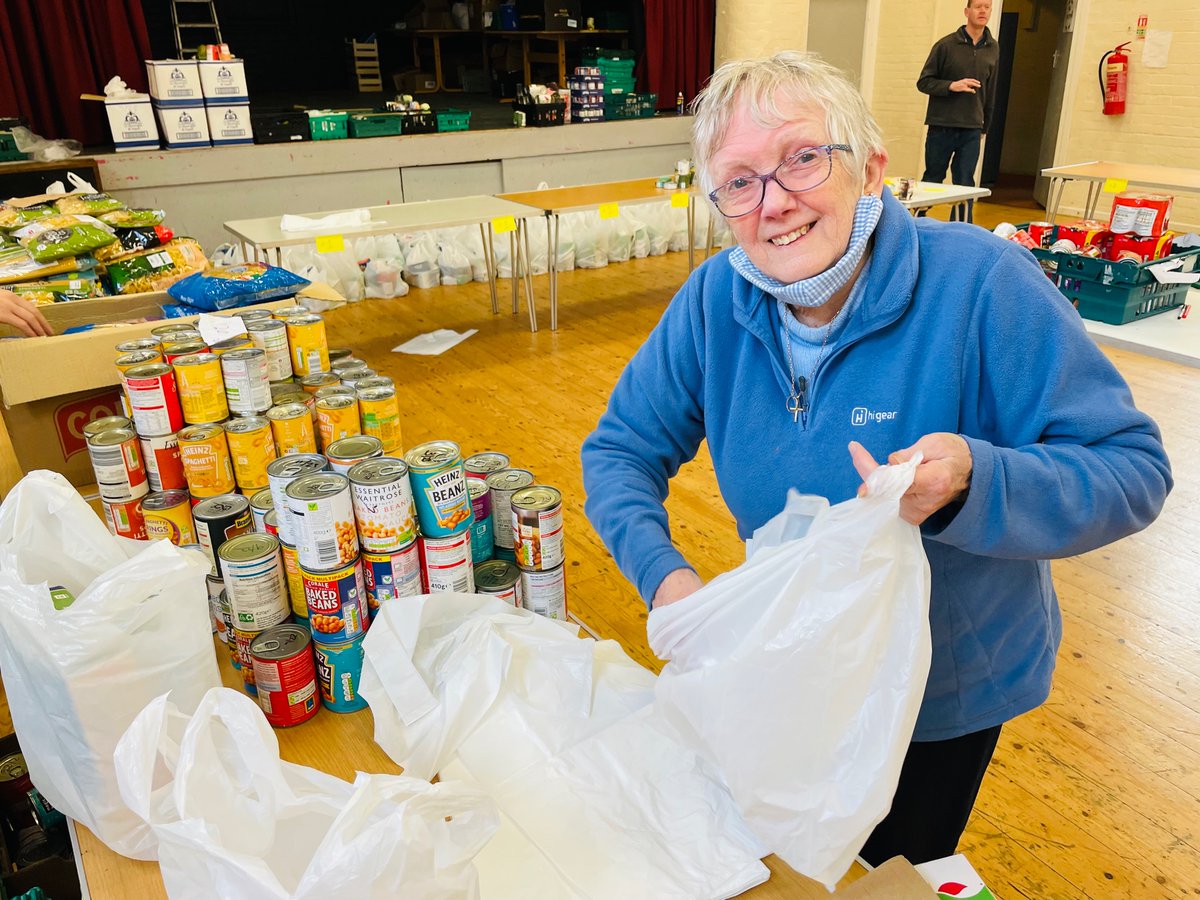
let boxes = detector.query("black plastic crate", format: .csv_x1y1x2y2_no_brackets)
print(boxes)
515,100,565,127
400,111,438,135
250,111,311,144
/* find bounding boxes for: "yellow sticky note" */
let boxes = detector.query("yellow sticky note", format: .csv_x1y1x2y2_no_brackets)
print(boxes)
315,234,345,254
598,202,619,220
670,192,690,209
491,215,517,234
1103,177,1128,193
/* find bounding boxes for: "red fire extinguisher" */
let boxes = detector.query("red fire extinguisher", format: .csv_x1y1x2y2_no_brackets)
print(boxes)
1099,42,1131,115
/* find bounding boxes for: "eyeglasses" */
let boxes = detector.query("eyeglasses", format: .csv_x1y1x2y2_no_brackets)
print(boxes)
708,144,853,218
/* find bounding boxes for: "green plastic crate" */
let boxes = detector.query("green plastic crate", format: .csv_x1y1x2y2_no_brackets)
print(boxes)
309,112,349,140
582,47,636,64
604,78,637,95
597,59,636,79
0,131,28,162
602,92,658,119
348,113,404,138
436,108,472,132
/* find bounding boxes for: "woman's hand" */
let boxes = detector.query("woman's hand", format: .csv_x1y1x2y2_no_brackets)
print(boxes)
652,568,704,609
849,435,972,525
0,290,53,337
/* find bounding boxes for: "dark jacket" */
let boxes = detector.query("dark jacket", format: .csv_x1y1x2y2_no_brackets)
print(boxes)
917,25,999,132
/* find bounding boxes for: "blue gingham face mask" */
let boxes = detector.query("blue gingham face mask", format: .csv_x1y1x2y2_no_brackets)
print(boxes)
729,192,883,308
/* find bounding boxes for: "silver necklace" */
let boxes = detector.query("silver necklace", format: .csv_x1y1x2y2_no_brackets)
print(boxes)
781,301,844,425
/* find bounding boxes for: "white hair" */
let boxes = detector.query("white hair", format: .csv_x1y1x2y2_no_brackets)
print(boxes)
691,51,886,196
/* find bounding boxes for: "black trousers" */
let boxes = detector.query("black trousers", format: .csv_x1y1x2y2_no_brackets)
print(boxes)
921,125,983,223
859,724,1002,866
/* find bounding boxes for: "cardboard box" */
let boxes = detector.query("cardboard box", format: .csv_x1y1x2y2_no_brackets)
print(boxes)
104,94,160,151
198,59,249,103
394,71,438,93
155,104,211,148
205,103,254,146
144,60,203,106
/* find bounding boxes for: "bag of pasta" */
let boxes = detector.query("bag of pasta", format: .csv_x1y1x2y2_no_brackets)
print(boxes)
105,238,208,294
93,226,174,264
99,208,166,229
0,204,55,230
54,192,127,216
22,221,117,263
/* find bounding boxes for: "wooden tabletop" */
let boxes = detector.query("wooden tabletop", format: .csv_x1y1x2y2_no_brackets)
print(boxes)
498,178,695,215
1040,160,1200,192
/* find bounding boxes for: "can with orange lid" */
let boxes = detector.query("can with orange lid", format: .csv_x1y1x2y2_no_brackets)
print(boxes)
173,353,229,424
115,338,161,355
178,423,236,497
300,372,340,393
142,489,197,545
162,340,209,364
267,402,317,455
221,347,272,415
357,385,402,453
316,395,361,450
116,349,163,373
124,363,185,436
209,335,254,355
247,318,293,382
285,313,329,376
224,415,277,492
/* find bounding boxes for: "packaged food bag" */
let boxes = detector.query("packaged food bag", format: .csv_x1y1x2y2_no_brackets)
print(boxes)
54,191,127,216
0,204,55,230
0,471,222,859
105,237,208,294
22,220,117,262
99,207,166,228
166,262,309,310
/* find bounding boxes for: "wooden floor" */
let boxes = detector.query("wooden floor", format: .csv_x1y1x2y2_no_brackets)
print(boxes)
1,197,1197,898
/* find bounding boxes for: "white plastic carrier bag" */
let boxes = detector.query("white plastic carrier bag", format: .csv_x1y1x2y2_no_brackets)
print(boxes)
0,471,221,859
647,457,933,888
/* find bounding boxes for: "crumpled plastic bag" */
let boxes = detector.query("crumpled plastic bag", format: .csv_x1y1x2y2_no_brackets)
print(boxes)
11,125,82,162
365,257,409,298
438,236,474,285
115,688,498,899
648,457,933,888
0,471,221,860
602,214,634,263
569,211,608,269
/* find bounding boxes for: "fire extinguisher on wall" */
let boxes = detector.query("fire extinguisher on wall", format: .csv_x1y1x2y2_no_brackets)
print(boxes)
1099,42,1131,115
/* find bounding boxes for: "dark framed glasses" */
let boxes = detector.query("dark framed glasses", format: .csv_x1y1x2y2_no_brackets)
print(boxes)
708,144,853,217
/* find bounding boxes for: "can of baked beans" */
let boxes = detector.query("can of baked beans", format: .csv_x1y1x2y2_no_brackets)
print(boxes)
138,432,186,492
83,415,132,442
115,349,163,373
173,353,229,424
162,340,209,365
142,489,197,545
299,372,340,393
464,451,510,480
286,472,358,570
221,348,272,415
115,338,161,355
219,532,290,631
279,539,307,619
250,488,274,532
418,528,474,593
520,564,567,620
209,335,254,356
326,434,383,475
301,557,370,644
193,493,253,577
250,624,319,728
87,427,148,502
467,478,493,564
266,453,327,547
247,319,293,382
362,544,422,614
475,558,522,607
124,363,185,437
267,402,317,455
512,486,564,572
285,313,329,376
178,423,236,498
348,457,417,552
485,468,535,551
224,415,277,492
406,441,473,537
232,626,263,695
316,395,361,451
313,637,367,713
357,385,402,454
272,304,309,320
102,497,147,540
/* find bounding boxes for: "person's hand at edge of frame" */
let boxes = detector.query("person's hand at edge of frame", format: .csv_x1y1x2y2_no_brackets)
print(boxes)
849,435,973,525
0,289,53,338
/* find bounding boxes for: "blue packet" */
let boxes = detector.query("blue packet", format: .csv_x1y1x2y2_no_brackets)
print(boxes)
166,263,309,311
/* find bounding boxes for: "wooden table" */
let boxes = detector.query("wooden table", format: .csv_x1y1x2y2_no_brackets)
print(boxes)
1041,160,1200,223
498,178,699,330
224,196,547,330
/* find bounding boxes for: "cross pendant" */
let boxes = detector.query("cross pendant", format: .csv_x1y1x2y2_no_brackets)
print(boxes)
787,396,802,423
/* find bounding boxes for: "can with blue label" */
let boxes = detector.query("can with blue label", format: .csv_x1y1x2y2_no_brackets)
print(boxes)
314,636,367,713
362,543,422,615
301,557,369,644
467,478,494,564
404,440,474,537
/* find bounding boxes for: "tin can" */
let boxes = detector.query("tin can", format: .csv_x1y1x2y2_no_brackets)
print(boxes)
279,540,308,619
102,497,146,539
467,478,493,564
354,376,393,393
209,335,254,356
138,432,186,492
162,340,209,365
418,528,474,593
207,573,225,639
1027,221,1054,248
348,457,417,552
299,372,340,393
87,427,149,502
475,558,522,607
264,509,279,537
286,472,358,570
272,304,309,321
251,624,320,727
115,338,161,355
314,385,356,401
326,434,383,475
238,308,276,324
991,222,1018,240
247,319,293,382
267,402,317,455
250,488,274,532
83,415,132,442
178,423,236,498
1049,238,1077,254
115,349,163,373
193,493,253,577
219,591,237,664
362,545,422,612
340,368,376,390
151,323,198,340
285,314,330,376
124,363,185,437
267,453,327,547
271,381,305,405
220,533,290,631
301,558,370,643
512,486,564,572
220,348,272,415
330,357,365,374
142,490,197,545
357,385,402,453
464,451,510,480
232,627,263,694
520,564,567,620
224,415,277,492
406,440,473,537
328,347,355,363
314,637,367,713
485,468,535,551
316,395,361,451
173,353,229,424
0,754,33,812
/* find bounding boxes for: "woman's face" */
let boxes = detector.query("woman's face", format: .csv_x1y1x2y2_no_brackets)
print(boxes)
709,95,886,285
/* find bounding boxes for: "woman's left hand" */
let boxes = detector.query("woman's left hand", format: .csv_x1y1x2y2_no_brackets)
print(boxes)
849,434,973,525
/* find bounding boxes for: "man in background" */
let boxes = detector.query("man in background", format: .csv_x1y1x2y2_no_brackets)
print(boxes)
916,0,998,223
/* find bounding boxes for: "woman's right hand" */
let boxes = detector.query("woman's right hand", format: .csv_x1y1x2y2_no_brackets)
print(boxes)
0,290,53,337
652,568,704,609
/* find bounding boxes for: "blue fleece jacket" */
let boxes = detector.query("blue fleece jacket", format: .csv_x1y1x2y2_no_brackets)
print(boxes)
580,190,1172,741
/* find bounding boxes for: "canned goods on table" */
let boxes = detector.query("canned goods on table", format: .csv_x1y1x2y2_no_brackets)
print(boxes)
83,415,132,443
511,485,565,572
172,353,229,424
301,558,370,643
313,636,367,713
279,539,308,619
330,357,365,374
316,395,361,451
221,348,273,415
102,497,146,540
266,453,327,547
162,340,209,365
339,368,376,390
178,423,236,498
520,564,567,620
219,533,290,631
250,488,274,532
143,489,196,545
285,313,330,376
251,624,319,727
326,435,383,475
485,468,535,551
474,558,522,607
232,627,263,694
406,440,473,538
247,319,293,382
314,384,356,401
193,493,254,577
139,431,186,492
224,415,278,492
464,451,510,480
270,381,305,405
357,385,402,454
418,528,475,593
362,544,422,611
467,478,494,565
286,472,359,570
348,457,417,552
123,363,185,436
87,427,148,502
267,402,317,455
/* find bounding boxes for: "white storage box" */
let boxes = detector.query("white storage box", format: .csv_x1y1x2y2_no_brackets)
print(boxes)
104,94,159,151
198,60,249,103
205,104,254,146
155,105,211,148
145,60,203,106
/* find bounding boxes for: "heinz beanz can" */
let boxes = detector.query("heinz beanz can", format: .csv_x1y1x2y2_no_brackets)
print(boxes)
219,533,290,631
301,558,369,643
405,440,473,537
251,624,319,728
267,454,327,547
467,478,494,565
362,544,422,614
511,485,565,572
286,472,358,570
485,468,535,551
475,559,522,607
418,528,475,593
314,637,367,713
348,457,417,553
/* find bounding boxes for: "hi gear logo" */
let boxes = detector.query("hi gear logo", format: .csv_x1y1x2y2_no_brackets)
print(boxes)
851,407,898,426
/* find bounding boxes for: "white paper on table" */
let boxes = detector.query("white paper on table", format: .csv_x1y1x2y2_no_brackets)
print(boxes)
393,328,477,355
279,209,372,233
197,313,248,345
1142,29,1172,68
1147,258,1200,285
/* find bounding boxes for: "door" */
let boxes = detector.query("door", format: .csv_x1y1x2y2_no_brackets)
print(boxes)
1034,7,1075,206
981,11,1019,187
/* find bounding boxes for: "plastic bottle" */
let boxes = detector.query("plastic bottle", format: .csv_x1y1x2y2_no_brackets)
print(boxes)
676,92,685,115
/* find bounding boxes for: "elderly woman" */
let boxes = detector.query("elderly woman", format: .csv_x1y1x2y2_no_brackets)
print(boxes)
580,52,1171,865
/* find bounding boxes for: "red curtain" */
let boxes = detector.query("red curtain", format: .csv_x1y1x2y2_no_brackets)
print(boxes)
0,0,152,146
642,0,716,111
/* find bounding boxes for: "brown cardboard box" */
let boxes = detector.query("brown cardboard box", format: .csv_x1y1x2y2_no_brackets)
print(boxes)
393,70,439,93
812,857,938,898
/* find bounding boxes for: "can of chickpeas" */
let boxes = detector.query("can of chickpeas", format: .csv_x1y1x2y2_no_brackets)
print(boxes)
285,472,359,570
347,457,417,553
301,557,369,644
511,486,564,572
405,440,473,538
